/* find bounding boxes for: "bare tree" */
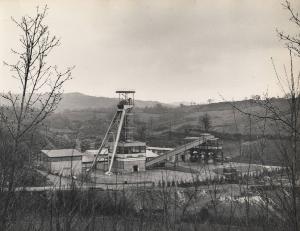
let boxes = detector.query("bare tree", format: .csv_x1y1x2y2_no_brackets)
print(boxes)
229,2,300,230
200,113,211,132
277,1,300,57
0,5,73,228
207,98,214,104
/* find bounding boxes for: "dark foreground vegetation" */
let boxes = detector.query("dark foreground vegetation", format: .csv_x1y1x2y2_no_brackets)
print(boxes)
0,185,290,231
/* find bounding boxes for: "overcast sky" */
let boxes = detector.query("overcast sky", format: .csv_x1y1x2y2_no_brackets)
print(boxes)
1,0,300,103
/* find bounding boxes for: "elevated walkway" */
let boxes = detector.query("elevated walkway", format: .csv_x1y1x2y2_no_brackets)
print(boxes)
146,134,218,168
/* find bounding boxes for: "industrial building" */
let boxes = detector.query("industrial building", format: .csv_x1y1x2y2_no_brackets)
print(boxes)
40,149,82,176
39,90,223,177
82,148,108,171
110,140,147,173
88,90,149,174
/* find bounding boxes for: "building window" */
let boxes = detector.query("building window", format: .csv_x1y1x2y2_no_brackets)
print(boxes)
132,146,140,153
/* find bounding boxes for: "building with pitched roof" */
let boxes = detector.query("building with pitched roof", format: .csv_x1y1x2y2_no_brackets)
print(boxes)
40,149,82,176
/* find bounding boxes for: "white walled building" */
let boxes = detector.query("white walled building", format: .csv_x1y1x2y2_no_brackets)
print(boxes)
40,149,82,176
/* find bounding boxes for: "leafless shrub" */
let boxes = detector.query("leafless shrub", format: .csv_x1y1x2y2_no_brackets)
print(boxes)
0,5,73,229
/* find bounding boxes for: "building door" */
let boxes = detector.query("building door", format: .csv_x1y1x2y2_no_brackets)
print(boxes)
133,165,138,172
181,154,185,162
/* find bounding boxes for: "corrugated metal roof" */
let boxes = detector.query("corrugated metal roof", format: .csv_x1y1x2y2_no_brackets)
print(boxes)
41,149,82,158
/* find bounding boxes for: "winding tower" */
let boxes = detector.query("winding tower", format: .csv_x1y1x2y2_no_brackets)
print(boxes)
89,90,146,175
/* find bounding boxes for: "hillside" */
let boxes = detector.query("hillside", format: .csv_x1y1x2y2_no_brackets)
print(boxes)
47,97,290,138
0,92,171,111
44,97,289,164
56,92,171,111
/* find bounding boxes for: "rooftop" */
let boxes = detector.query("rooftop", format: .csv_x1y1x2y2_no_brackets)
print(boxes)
117,141,146,147
41,149,82,158
116,90,135,94
85,148,108,155
145,150,159,158
147,146,174,151
82,149,108,163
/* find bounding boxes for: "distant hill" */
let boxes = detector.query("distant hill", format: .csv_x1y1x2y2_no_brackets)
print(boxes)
138,97,289,136
50,96,289,137
0,92,170,111
1,91,289,136
56,92,171,111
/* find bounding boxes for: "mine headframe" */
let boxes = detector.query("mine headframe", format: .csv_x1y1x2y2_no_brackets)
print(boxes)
88,90,136,176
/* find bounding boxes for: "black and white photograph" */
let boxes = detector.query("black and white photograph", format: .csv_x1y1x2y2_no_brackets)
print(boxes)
0,0,300,230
